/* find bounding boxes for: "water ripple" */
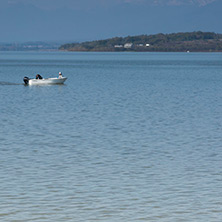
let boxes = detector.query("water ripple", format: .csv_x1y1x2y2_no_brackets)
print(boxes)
1,52,222,221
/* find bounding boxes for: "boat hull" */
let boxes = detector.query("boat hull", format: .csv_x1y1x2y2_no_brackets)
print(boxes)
28,77,67,85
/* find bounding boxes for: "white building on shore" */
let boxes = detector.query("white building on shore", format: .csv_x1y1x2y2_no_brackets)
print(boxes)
114,45,123,48
124,43,133,48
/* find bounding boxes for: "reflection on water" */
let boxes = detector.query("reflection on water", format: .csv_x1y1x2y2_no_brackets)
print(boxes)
0,52,222,222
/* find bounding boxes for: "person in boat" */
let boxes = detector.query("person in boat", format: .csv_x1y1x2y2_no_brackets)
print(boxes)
59,72,63,78
36,74,43,79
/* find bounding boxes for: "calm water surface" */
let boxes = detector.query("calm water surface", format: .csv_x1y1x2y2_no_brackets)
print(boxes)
0,51,222,221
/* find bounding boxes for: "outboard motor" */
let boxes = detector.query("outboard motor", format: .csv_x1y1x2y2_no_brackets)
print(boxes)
23,76,30,85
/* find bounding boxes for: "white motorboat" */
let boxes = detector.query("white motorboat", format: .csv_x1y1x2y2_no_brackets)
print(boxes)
23,74,67,85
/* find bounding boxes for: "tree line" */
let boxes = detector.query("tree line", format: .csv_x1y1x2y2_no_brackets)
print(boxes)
59,31,222,52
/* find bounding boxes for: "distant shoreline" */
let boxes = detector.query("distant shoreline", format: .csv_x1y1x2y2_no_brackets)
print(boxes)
0,42,62,52
59,49,222,53
1,32,222,52
59,31,222,53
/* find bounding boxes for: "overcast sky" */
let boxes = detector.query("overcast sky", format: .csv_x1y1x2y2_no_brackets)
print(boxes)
2,0,127,9
1,0,217,10
0,0,220,42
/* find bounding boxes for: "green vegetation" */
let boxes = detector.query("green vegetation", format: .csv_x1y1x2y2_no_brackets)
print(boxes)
59,31,222,52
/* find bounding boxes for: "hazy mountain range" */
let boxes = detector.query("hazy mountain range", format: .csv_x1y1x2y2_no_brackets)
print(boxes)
150,0,216,6
0,0,221,42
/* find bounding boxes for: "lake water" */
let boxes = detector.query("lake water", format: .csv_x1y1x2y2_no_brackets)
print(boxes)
0,51,222,221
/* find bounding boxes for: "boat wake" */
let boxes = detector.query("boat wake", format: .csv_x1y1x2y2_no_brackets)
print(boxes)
0,81,23,85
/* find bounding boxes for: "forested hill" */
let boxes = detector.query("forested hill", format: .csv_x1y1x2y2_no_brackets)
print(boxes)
59,32,222,52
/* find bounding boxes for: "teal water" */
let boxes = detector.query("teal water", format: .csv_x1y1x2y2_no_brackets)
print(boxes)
0,51,222,221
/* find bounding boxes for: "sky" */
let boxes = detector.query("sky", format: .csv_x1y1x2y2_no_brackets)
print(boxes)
0,0,220,43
